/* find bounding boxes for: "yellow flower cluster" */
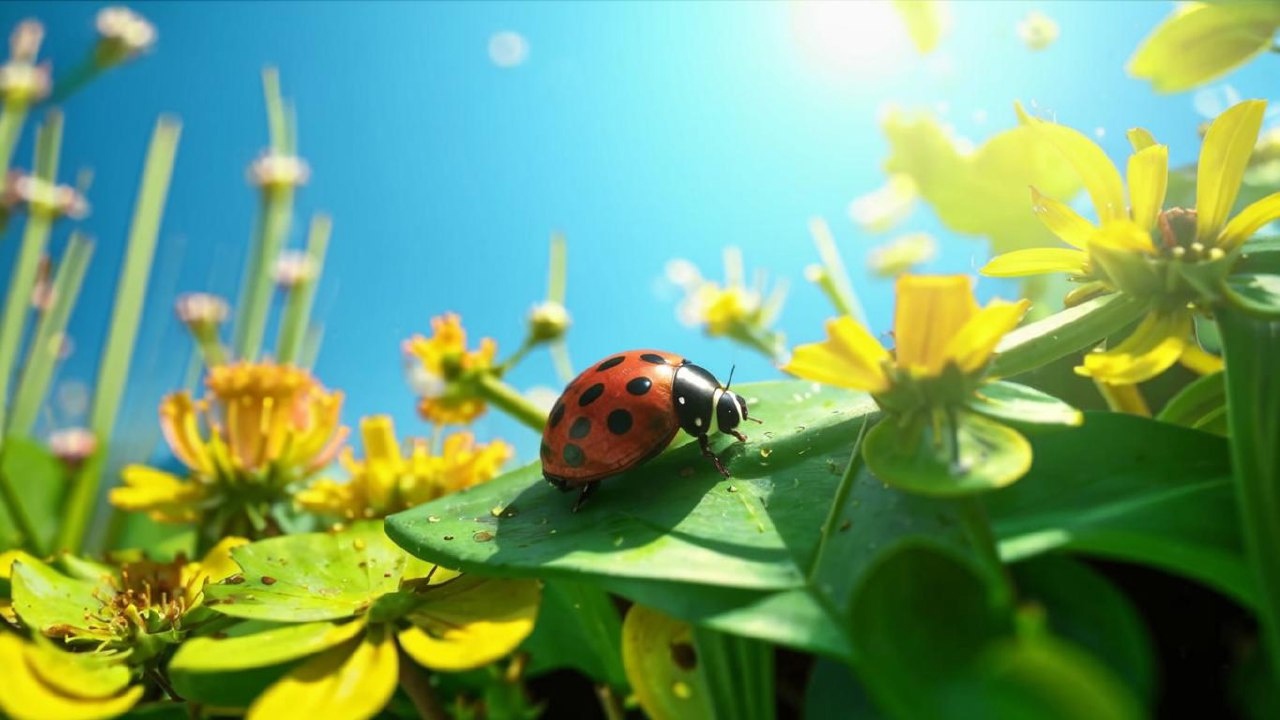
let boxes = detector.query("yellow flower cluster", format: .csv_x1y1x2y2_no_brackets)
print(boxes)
403,313,498,425
111,362,347,523
296,415,511,521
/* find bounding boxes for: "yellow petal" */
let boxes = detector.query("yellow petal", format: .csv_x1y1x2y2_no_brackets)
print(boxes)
1126,128,1158,152
1127,144,1169,231
943,299,1032,374
891,0,948,54
400,576,540,672
1179,343,1224,376
248,634,397,720
893,275,977,376
1030,187,1096,249
159,392,213,474
109,466,202,523
1218,191,1280,252
782,316,891,393
1019,105,1128,224
1127,3,1280,93
981,248,1089,277
1078,311,1191,384
1197,99,1266,242
0,635,143,720
1094,380,1151,417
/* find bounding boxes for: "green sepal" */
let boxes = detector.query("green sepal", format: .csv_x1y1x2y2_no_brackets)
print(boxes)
9,557,114,643
1222,273,1280,317
863,410,1031,497
1236,236,1280,275
967,381,1083,429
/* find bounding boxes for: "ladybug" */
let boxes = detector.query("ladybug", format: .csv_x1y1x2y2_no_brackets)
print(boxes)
540,349,754,511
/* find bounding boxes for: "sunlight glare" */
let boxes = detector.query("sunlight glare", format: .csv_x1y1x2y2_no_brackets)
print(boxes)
790,1,913,78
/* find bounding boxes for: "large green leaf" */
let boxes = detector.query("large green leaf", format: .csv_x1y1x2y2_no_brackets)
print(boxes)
989,412,1249,606
206,522,437,622
10,557,113,641
521,579,627,686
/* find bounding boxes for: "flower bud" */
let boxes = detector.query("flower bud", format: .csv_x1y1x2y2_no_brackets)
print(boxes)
527,300,571,343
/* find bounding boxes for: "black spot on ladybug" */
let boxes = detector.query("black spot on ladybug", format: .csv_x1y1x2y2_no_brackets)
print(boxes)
569,416,591,439
640,353,667,365
596,355,626,372
563,443,585,467
626,377,652,395
540,442,552,460
578,383,605,407
607,409,633,435
549,402,565,428
670,642,697,671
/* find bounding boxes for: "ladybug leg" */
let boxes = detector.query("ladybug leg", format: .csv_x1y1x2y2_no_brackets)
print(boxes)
698,434,731,477
571,482,599,513
729,429,748,443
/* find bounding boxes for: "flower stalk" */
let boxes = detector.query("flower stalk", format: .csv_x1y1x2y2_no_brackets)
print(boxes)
473,371,547,433
1218,305,1280,686
58,117,179,553
275,214,330,366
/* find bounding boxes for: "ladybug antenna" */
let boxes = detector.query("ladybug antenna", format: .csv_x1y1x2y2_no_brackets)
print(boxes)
725,365,737,390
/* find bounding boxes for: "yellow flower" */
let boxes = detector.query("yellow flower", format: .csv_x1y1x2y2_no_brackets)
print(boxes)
785,275,1028,398
867,232,937,278
1128,2,1280,94
983,100,1280,383
890,0,949,54
403,313,498,425
668,248,787,359
849,173,918,234
1017,11,1059,52
296,415,511,520
880,107,1083,253
111,362,348,527
0,634,143,720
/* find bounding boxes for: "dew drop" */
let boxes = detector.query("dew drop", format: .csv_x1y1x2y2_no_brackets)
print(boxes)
672,682,693,699
727,485,738,493
490,505,505,517
613,536,624,547
759,447,772,458
427,515,441,523
473,531,495,543
353,538,367,551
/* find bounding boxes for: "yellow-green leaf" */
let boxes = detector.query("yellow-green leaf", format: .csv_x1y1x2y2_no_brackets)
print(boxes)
1127,2,1280,93
622,605,715,720
171,619,368,673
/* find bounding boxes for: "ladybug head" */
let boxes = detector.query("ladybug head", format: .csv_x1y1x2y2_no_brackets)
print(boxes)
715,389,749,434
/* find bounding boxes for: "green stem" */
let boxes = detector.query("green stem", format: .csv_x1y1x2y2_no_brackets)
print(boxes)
691,625,776,720
8,233,93,437
0,98,28,175
552,580,628,687
957,496,1015,612
396,645,448,720
262,68,288,154
0,213,53,432
547,232,567,304
595,684,625,720
1218,306,1280,687
235,187,294,362
44,59,104,108
809,413,872,579
809,218,867,326
989,293,1145,379
473,372,547,433
275,214,330,365
57,118,180,553
0,447,43,554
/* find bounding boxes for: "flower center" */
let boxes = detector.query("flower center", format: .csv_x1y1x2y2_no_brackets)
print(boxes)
1154,207,1225,263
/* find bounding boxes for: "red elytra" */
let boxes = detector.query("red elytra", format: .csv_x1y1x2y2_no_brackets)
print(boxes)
540,349,752,511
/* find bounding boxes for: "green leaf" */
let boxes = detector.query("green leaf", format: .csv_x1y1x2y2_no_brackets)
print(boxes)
168,661,297,710
1013,556,1155,702
10,557,113,641
522,580,627,686
848,542,1009,717
0,437,64,551
967,380,1083,428
989,413,1250,606
206,522,436,622
1223,274,1280,317
1218,307,1280,688
387,382,876,591
990,294,1146,379
1156,371,1226,433
863,411,1031,496
1238,237,1280,275
691,625,775,720
170,619,366,673
803,659,882,720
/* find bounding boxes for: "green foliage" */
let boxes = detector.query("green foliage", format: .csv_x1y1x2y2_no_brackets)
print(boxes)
863,411,1031,496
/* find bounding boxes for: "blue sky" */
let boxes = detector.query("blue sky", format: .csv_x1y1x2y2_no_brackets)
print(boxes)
1,1,1275,462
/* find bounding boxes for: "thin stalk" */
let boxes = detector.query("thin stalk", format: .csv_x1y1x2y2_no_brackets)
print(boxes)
1218,306,1280,687
595,684,625,720
809,413,872,579
275,214,330,365
957,496,1015,611
235,186,293,362
262,68,288,154
989,293,1146,379
550,341,574,384
0,213,52,432
473,372,547,433
299,324,324,370
396,645,447,720
8,233,93,437
808,218,867,326
547,232,567,304
33,110,62,180
553,580,628,687
57,118,180,553
0,98,28,175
